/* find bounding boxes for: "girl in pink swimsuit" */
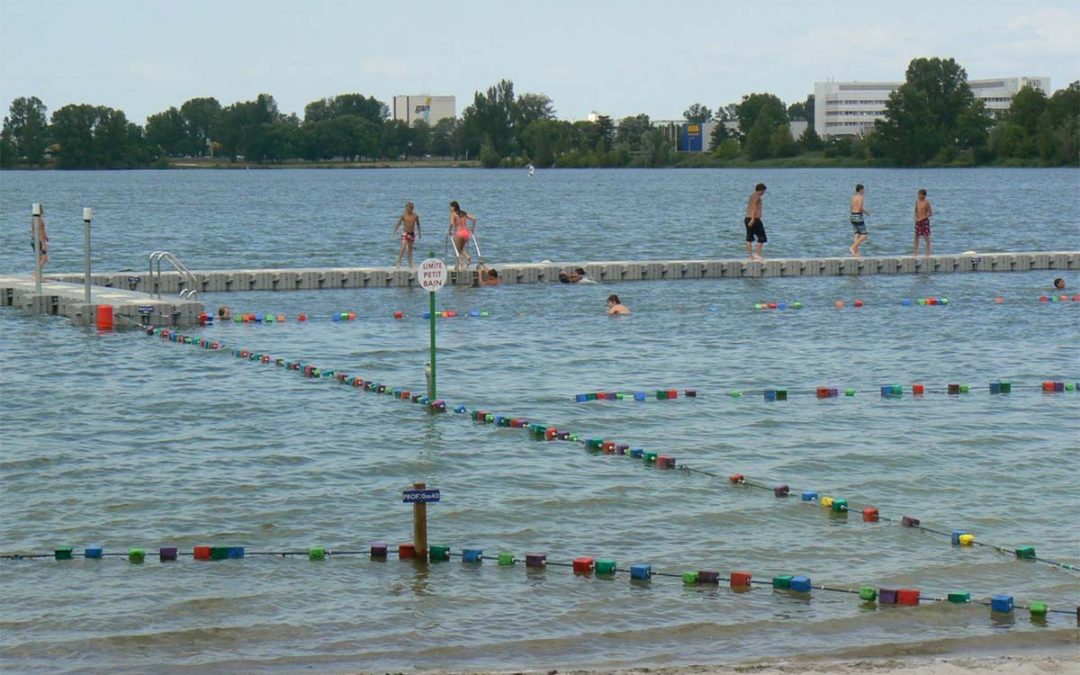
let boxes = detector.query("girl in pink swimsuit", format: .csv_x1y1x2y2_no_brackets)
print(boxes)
449,201,477,270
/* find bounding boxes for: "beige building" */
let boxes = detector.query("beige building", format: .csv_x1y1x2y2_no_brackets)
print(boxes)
813,77,1050,137
392,95,456,126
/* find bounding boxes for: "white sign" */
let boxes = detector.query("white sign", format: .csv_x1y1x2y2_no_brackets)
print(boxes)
418,258,448,291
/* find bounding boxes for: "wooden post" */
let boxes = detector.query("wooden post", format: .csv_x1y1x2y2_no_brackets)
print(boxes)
412,481,428,561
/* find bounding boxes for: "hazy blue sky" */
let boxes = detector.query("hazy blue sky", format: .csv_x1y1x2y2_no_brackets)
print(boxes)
1,0,1077,124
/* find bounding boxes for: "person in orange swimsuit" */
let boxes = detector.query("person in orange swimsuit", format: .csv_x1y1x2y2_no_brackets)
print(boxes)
449,201,477,271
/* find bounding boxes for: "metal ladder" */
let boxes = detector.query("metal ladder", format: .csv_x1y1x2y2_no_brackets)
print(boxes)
148,251,199,299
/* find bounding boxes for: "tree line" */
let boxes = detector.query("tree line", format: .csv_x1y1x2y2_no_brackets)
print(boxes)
1,58,1076,169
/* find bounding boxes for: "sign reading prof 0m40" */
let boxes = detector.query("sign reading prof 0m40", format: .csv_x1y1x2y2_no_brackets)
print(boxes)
418,258,448,291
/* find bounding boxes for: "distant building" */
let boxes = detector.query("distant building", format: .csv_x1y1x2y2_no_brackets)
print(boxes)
393,95,456,126
813,76,1050,138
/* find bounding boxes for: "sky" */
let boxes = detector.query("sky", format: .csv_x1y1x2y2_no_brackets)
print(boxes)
1,0,1077,125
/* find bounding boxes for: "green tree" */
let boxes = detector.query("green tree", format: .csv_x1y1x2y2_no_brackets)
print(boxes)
615,114,651,151
520,118,571,166
145,106,187,155
683,103,713,124
769,123,798,157
875,57,989,165
513,93,555,134
49,104,99,168
798,126,823,152
380,119,411,159
735,93,787,138
216,94,283,161
709,120,734,150
1008,86,1048,135
179,97,221,156
2,96,49,165
461,79,516,157
429,117,458,158
641,128,673,167
786,94,815,126
410,119,432,156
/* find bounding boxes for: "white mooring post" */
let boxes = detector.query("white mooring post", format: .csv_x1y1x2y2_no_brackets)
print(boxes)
83,208,93,305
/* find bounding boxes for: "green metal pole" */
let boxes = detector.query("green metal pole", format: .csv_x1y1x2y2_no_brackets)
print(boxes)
426,250,437,401
428,289,436,400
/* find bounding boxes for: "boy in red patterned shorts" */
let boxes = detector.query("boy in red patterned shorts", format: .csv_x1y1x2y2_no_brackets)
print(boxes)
914,189,933,257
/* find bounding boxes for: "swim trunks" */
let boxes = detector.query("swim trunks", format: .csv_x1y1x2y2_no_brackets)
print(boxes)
744,218,766,243
915,218,931,237
850,213,867,236
402,231,416,243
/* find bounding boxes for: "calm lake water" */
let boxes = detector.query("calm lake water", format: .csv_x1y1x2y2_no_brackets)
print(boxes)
0,168,1078,672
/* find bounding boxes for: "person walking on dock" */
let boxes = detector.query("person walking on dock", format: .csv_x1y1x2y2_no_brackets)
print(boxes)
449,201,477,272
914,189,933,257
393,201,421,268
849,184,870,258
744,183,767,260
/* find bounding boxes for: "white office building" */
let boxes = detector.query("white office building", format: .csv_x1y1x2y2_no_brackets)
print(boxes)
392,95,456,126
813,77,1050,138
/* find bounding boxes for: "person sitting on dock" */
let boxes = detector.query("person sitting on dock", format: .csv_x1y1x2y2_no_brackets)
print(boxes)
476,263,500,287
607,294,630,315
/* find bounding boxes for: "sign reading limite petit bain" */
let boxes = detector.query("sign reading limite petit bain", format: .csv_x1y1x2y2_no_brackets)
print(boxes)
418,258,448,291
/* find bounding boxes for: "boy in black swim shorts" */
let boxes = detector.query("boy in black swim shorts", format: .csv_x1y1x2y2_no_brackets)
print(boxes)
744,183,767,259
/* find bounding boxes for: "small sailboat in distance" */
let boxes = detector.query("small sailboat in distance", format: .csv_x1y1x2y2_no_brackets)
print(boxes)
527,163,535,177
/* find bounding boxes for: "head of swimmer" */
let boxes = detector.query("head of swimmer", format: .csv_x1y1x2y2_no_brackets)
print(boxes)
607,294,621,306
450,200,462,215
755,183,766,194
1054,278,1065,290
405,201,414,213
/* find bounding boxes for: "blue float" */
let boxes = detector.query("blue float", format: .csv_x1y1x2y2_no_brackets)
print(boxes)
630,564,652,580
802,491,818,502
85,546,103,559
575,394,588,403
991,594,1014,613
227,546,245,559
332,313,341,322
454,405,467,414
902,299,913,306
634,392,646,401
630,448,644,458
463,548,483,563
790,575,812,592
469,310,481,317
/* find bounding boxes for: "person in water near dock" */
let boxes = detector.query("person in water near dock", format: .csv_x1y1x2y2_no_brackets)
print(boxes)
607,294,630,315
914,189,933,257
393,201,421,268
1053,278,1066,290
31,204,48,278
849,184,870,258
744,184,767,260
217,306,232,320
476,262,500,286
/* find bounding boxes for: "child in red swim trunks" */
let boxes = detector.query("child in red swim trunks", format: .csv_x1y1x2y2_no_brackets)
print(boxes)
914,189,933,257
394,201,421,267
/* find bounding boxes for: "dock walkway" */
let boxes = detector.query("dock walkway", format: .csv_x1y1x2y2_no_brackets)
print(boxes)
44,251,1080,294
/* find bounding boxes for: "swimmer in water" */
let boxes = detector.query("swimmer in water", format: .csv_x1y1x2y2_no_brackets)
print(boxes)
1053,278,1065,290
217,306,232,320
476,263,500,287
607,294,630,315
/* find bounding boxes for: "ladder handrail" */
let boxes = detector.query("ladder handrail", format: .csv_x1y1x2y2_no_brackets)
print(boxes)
148,251,199,299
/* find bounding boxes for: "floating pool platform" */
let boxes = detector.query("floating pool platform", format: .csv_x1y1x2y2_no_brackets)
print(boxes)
3,251,1076,327
42,251,1080,295
0,274,204,328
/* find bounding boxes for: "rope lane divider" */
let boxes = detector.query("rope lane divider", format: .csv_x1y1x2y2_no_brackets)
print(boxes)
192,292,1080,327
2,545,1075,625
573,383,1077,401
144,327,1078,574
